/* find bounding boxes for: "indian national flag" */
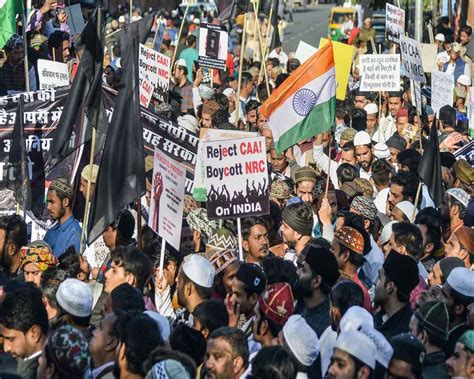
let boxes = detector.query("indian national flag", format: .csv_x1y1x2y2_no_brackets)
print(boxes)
260,40,336,153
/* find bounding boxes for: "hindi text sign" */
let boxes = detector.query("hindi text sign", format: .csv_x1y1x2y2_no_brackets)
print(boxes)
360,54,400,92
386,4,405,44
37,59,69,90
431,70,454,115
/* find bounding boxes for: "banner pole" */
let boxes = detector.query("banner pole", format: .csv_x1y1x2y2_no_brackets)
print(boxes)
136,198,142,250
22,14,30,92
260,1,273,75
251,1,271,98
235,12,248,128
237,217,244,261
171,3,190,67
159,238,166,278
324,133,332,198
411,181,422,222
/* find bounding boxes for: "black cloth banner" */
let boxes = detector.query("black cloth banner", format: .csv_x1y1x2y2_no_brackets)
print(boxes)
0,86,198,218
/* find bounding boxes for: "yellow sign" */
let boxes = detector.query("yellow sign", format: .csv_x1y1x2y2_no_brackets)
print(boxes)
319,38,354,100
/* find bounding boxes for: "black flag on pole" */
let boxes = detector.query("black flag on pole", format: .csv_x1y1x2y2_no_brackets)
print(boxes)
269,0,281,51
418,117,444,207
49,9,104,160
6,95,32,211
87,14,155,244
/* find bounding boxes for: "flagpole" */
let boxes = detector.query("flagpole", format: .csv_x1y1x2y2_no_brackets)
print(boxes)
171,3,190,67
259,2,273,76
136,198,142,250
324,133,332,198
235,12,248,128
251,0,271,97
80,4,101,254
21,14,30,92
411,181,422,222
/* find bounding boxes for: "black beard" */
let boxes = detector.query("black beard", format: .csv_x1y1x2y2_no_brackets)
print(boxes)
293,279,313,299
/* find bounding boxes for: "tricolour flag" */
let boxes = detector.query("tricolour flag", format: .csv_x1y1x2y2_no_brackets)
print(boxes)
0,0,23,48
260,40,336,153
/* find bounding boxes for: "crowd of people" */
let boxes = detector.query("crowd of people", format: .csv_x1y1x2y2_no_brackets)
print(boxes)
0,0,474,379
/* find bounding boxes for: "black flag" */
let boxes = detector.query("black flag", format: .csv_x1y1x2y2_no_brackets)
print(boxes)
49,9,104,160
87,14,155,244
269,0,281,51
418,117,444,207
6,96,32,211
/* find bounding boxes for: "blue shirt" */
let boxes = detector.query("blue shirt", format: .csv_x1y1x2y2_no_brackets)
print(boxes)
44,215,82,257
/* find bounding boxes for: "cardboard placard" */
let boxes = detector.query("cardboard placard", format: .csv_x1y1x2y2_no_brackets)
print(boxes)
37,59,69,90
431,70,454,115
198,23,229,70
399,35,426,83
203,137,269,219
359,54,400,92
193,128,257,202
149,148,185,250
386,3,405,44
65,4,85,35
294,41,318,64
420,43,438,73
138,44,171,106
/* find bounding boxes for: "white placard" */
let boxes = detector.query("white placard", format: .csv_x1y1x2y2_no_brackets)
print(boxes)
400,35,426,83
203,137,269,219
420,44,438,73
359,54,400,92
149,148,186,250
386,3,405,44
431,70,454,115
193,128,257,202
139,44,170,106
294,41,318,64
37,59,69,90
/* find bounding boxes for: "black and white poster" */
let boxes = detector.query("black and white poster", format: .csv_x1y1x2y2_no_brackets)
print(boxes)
198,23,229,70
203,137,269,219
386,3,405,44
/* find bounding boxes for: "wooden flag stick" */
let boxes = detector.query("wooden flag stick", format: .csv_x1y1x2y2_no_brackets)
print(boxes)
237,217,244,261
235,11,248,128
324,133,332,199
136,198,142,250
251,0,271,98
411,181,422,222
260,1,273,75
171,3,190,67
22,14,30,92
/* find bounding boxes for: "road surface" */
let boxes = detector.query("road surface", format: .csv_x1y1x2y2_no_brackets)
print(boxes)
282,4,333,53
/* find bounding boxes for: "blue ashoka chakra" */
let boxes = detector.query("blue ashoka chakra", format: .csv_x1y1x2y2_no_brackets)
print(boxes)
292,88,317,116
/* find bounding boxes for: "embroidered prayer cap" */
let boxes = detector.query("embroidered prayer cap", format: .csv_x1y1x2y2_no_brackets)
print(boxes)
49,177,74,200
446,267,474,298
386,135,407,152
182,254,215,288
46,325,91,377
353,178,374,198
235,263,267,296
207,228,237,252
339,305,374,332
294,166,318,184
350,196,377,221
394,200,418,221
458,330,474,352
56,278,93,317
358,325,393,369
446,188,470,208
374,143,391,160
334,226,364,255
340,128,357,142
20,240,58,271
198,84,215,100
258,282,295,326
185,208,218,239
5,34,24,50
283,315,320,367
80,164,99,184
453,159,474,186
334,330,376,369
414,301,449,341
209,249,237,275
353,131,372,146
146,359,191,379
270,180,291,200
